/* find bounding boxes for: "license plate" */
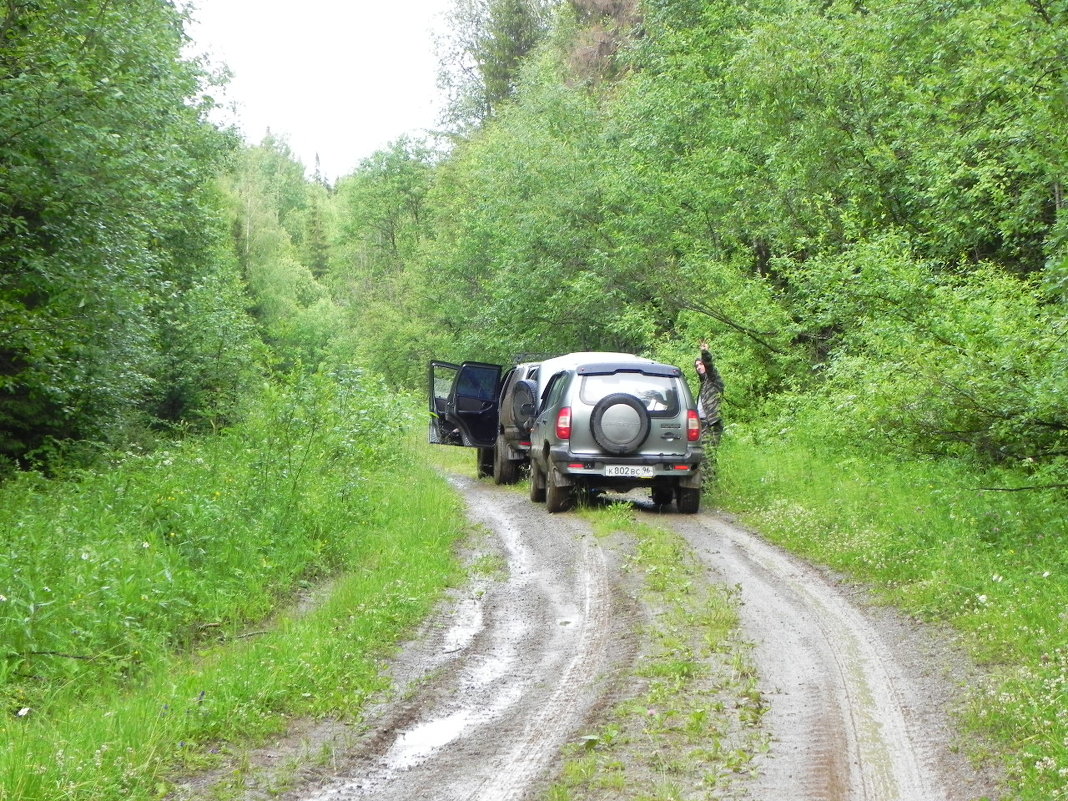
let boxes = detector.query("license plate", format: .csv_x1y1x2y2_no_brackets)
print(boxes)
604,465,655,478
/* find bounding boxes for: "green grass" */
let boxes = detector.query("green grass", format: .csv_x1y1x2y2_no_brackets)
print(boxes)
0,372,469,801
715,421,1068,800
546,504,766,801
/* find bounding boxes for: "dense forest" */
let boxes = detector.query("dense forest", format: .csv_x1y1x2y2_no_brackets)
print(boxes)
3,0,1065,479
1,0,1067,798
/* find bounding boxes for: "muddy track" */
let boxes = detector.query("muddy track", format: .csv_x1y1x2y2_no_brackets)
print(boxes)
671,513,1000,801
192,476,1000,801
300,475,638,801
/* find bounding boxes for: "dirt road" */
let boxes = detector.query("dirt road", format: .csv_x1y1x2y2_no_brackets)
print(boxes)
209,474,1001,801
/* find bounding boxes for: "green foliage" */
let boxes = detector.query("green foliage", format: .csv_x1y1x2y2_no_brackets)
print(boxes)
327,138,444,386
0,0,254,461
0,367,403,708
225,139,343,369
0,390,466,801
777,235,1068,472
437,0,556,129
352,0,1068,474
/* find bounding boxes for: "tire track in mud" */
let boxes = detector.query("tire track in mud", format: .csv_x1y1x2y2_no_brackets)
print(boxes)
668,512,993,801
301,476,627,801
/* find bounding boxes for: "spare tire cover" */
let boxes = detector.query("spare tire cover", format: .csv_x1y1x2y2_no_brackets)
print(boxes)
591,393,650,455
511,379,538,431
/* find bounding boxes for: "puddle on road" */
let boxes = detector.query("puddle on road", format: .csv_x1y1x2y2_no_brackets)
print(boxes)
381,680,527,772
443,596,484,654
385,710,476,770
470,653,511,685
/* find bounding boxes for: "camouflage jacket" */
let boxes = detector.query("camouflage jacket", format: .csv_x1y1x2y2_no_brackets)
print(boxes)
697,348,724,426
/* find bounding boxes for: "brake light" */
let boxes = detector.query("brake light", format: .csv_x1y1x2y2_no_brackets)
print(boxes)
556,407,572,440
687,409,701,442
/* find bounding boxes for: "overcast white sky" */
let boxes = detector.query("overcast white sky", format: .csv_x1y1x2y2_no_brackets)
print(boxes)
186,1,453,182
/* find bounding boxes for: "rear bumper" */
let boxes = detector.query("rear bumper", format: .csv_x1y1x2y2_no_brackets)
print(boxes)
547,445,704,489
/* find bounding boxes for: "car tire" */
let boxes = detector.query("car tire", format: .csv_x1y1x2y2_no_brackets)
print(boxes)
545,464,571,513
493,434,519,485
676,486,701,514
590,393,650,455
529,460,546,502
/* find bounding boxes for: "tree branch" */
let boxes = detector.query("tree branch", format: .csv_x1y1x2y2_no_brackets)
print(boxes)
674,297,788,355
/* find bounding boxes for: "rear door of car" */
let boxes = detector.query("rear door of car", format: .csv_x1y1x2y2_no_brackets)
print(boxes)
428,361,502,449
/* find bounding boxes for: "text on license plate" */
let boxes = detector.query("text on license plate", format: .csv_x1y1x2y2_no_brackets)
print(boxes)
604,465,655,478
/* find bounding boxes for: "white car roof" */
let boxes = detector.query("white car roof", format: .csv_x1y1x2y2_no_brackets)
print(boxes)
534,352,656,392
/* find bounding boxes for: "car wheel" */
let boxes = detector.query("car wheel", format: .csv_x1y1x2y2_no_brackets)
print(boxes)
590,393,650,455
529,460,546,502
676,486,701,514
492,436,505,484
477,446,494,478
545,464,572,513
493,434,519,485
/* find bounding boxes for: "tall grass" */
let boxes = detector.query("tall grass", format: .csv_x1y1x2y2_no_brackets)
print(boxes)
716,420,1068,800
0,370,468,800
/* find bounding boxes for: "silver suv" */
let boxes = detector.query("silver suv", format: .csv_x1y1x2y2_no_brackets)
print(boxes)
429,352,703,513
526,355,703,513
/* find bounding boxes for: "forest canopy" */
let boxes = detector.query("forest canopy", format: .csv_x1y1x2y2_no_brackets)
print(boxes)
1,0,1066,485
338,0,1068,481
0,0,255,464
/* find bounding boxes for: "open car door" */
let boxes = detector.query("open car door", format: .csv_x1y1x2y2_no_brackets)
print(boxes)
428,360,502,449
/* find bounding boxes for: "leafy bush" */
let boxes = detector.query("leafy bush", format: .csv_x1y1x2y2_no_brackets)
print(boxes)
777,235,1068,479
0,0,252,462
0,367,406,712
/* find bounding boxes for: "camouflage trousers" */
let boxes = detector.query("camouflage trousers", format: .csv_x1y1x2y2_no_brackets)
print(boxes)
701,420,722,487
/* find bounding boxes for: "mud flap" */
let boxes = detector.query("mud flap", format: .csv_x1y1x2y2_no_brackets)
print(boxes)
548,464,575,488
677,468,702,489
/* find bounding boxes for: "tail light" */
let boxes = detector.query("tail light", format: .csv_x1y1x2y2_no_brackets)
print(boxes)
687,409,701,442
556,407,572,440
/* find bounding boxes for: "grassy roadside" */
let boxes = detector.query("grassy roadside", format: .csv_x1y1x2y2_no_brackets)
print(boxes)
715,422,1068,800
0,375,469,801
546,504,767,801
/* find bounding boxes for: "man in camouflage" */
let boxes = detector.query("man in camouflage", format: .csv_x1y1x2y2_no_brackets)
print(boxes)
695,341,724,482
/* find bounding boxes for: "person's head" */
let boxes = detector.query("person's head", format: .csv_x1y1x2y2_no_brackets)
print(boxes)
694,358,706,375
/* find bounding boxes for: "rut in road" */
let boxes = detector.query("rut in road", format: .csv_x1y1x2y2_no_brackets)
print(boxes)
300,476,635,801
670,512,999,801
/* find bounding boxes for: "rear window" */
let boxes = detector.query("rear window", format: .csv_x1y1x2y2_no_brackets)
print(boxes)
579,373,680,416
